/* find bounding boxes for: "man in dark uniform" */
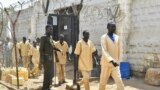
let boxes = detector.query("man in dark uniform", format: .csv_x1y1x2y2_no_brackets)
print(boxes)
40,24,60,90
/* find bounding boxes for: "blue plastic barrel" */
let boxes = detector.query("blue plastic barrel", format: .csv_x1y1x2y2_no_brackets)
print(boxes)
120,62,131,79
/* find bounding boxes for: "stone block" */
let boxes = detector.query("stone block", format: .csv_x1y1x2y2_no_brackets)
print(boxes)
150,61,160,68
144,68,160,86
132,71,145,77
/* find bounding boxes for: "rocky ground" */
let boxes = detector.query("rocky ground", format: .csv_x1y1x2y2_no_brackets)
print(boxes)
0,62,159,90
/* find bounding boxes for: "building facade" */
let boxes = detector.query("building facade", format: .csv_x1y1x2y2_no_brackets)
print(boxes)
5,0,160,76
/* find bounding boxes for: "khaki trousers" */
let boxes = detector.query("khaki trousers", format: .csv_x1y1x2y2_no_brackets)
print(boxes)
22,56,29,68
56,63,66,82
79,71,90,90
99,66,124,90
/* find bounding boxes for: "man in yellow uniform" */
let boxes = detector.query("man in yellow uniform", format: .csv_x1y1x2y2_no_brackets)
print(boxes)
19,37,31,68
28,41,40,77
99,22,124,90
55,34,69,85
74,31,96,90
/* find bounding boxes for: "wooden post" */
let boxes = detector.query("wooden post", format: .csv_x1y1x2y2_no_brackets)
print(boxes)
4,8,21,89
41,0,50,16
71,1,83,90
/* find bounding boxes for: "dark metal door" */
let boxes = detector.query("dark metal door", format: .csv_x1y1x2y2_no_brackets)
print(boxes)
47,14,79,56
58,15,72,46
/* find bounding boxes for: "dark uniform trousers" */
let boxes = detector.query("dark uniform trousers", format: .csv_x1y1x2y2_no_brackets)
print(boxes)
42,55,54,90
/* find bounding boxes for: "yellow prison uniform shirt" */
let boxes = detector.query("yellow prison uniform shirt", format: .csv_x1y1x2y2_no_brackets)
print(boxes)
55,41,69,82
99,34,124,90
28,46,40,77
29,46,40,65
74,39,96,90
19,41,31,68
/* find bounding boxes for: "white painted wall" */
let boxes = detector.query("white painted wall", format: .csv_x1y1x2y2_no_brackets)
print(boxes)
126,0,160,76
79,0,118,53
14,1,47,41
11,0,160,76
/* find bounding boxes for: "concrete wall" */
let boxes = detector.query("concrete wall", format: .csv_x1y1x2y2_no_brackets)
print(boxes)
126,0,160,76
13,1,47,41
79,0,119,54
15,8,33,41
80,0,160,76
8,0,160,76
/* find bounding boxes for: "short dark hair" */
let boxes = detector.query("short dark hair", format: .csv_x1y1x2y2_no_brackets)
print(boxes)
107,23,116,29
23,37,26,40
45,24,52,30
83,30,89,36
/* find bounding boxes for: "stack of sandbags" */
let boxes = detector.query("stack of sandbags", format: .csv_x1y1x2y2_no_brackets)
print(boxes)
5,74,14,83
10,67,29,81
10,67,16,76
0,68,12,81
12,76,24,86
0,67,27,86
5,74,24,86
4,67,28,86
145,68,160,86
18,67,28,81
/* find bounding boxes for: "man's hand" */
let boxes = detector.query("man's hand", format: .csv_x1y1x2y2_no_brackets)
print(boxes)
55,56,59,62
66,52,71,62
110,60,119,67
108,62,114,68
75,55,79,70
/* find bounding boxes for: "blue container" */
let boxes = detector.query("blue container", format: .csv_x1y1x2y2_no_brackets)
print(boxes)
120,62,131,79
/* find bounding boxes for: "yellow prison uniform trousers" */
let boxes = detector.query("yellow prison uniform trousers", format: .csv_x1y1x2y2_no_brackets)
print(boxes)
79,71,90,90
99,66,124,90
99,34,124,90
74,39,96,90
56,63,66,82
22,56,29,68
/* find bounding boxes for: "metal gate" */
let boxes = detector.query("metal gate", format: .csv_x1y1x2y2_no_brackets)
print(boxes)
47,14,79,58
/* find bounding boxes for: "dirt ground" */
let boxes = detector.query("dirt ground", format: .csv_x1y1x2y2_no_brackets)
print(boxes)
0,84,8,90
0,63,160,90
64,63,160,90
